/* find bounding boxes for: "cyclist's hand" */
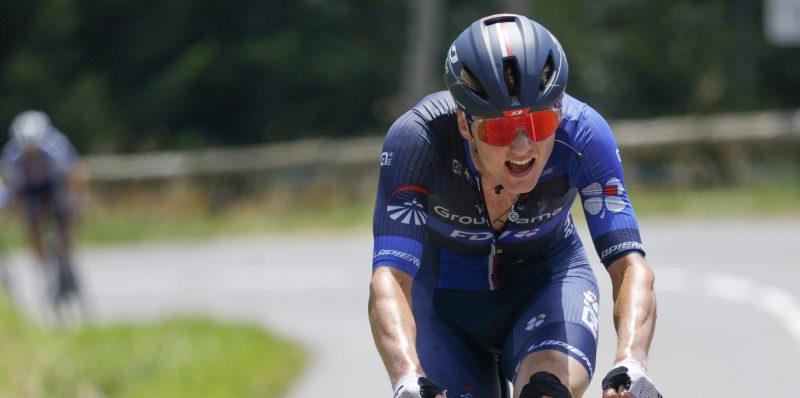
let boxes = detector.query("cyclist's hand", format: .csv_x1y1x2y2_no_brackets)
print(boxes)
601,360,662,398
393,373,447,398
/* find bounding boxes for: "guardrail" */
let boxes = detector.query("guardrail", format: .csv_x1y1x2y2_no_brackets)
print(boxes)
82,136,383,181
82,108,800,183
612,108,800,147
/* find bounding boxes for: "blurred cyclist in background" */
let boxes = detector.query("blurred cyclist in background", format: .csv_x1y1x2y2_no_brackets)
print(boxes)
0,176,9,210
369,14,662,398
1,110,88,298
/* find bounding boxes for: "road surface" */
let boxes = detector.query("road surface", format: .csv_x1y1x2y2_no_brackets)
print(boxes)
7,217,799,397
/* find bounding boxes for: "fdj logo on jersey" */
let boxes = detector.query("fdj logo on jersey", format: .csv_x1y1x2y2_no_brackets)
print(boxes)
581,178,627,218
387,185,428,226
449,229,493,241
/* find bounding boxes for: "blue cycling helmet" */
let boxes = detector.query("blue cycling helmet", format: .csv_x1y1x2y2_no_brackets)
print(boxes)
444,14,568,118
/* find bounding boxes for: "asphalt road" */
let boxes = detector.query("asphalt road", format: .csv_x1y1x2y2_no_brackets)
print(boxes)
7,217,799,397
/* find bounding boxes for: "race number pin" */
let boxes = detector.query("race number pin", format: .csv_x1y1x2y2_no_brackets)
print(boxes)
508,211,519,222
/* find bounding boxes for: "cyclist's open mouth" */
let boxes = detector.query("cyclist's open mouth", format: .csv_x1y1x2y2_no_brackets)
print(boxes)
506,158,535,176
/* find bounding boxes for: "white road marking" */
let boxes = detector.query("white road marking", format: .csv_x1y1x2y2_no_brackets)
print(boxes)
706,272,755,304
658,267,800,349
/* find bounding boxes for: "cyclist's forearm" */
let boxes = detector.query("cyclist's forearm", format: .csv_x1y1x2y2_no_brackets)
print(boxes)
608,253,657,368
368,266,423,386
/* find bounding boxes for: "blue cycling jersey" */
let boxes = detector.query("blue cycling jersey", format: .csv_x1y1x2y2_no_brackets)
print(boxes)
372,91,644,291
1,128,78,193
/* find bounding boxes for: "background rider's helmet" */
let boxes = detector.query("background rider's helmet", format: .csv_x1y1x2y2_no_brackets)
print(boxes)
10,110,51,149
444,14,568,118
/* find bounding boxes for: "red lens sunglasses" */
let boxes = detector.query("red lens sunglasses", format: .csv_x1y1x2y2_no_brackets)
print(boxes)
464,105,561,146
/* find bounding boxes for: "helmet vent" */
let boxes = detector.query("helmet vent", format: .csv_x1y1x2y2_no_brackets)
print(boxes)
539,54,555,91
483,15,517,26
503,58,521,100
459,67,488,99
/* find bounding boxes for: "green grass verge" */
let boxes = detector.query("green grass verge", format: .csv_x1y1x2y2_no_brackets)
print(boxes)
0,297,305,398
627,181,800,217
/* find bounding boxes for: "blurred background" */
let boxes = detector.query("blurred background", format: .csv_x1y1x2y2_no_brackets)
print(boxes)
0,0,798,397
0,0,798,222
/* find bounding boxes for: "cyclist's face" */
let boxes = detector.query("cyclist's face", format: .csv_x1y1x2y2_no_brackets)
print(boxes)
20,150,43,172
458,109,556,194
21,146,42,160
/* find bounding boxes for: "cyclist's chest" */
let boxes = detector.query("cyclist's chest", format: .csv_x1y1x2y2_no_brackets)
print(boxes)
426,170,576,246
20,154,56,184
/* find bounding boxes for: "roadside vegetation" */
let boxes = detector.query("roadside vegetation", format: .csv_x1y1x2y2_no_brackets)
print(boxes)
0,297,305,398
627,180,800,217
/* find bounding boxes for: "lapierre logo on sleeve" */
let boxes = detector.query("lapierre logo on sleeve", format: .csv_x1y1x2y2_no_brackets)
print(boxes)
600,241,643,259
374,249,420,268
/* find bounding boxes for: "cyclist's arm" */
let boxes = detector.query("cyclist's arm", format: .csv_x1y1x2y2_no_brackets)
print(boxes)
0,178,9,209
368,265,423,386
606,252,657,368
570,104,659,380
370,106,443,393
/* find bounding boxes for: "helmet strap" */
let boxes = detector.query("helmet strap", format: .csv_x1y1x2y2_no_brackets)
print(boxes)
460,108,479,155
469,129,479,155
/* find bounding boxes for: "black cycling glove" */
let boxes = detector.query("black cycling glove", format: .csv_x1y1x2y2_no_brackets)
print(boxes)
601,361,663,398
601,366,632,391
418,377,446,397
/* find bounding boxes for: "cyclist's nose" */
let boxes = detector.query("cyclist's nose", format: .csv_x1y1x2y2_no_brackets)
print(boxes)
510,126,535,151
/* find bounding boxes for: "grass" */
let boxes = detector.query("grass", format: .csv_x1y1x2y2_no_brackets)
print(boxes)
626,180,800,217
0,296,305,398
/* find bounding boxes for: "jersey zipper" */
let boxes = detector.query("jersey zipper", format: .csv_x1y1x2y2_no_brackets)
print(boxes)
469,164,521,290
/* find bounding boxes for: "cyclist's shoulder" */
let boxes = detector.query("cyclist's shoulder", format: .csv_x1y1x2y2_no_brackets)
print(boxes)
42,129,78,156
45,128,75,146
560,94,609,129
414,90,457,114
560,94,616,148
392,91,456,127
1,140,21,162
386,91,458,147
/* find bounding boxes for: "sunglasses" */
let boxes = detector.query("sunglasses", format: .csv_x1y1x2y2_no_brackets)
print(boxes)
464,105,561,146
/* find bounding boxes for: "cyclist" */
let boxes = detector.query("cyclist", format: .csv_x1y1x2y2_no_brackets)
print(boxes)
1,110,88,299
0,176,9,209
369,14,662,398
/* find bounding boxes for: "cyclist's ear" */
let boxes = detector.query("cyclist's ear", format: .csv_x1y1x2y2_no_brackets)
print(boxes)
456,109,471,141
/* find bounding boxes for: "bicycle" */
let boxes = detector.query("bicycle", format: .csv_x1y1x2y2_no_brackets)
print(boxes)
0,187,16,306
0,237,15,305
497,355,512,398
38,198,89,327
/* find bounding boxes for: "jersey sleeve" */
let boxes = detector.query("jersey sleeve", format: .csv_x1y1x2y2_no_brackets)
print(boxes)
572,105,645,267
372,112,440,277
1,141,23,192
44,129,78,175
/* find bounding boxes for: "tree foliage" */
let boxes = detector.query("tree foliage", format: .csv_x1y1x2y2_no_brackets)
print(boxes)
0,0,797,153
